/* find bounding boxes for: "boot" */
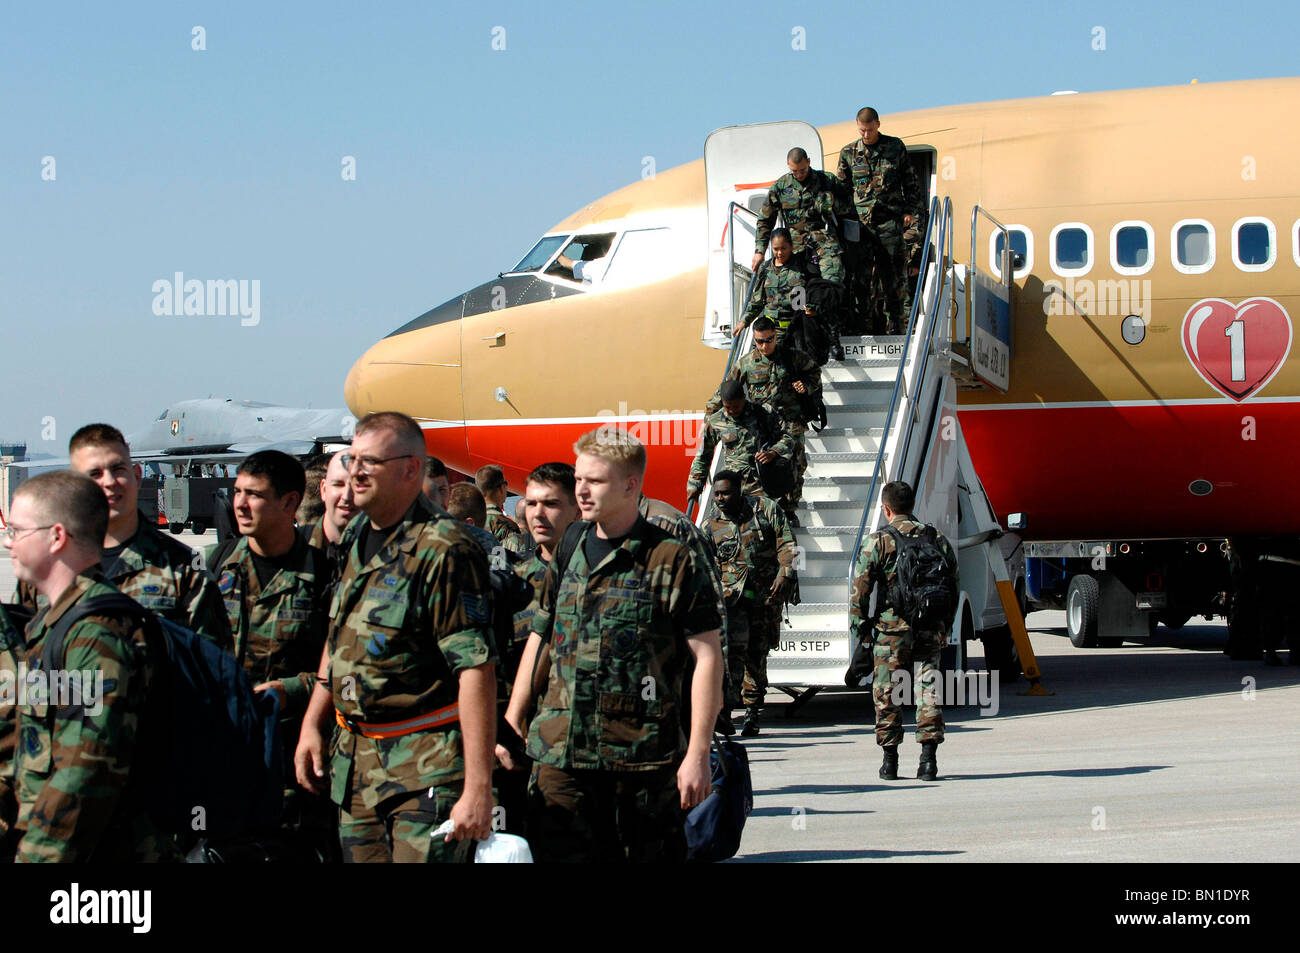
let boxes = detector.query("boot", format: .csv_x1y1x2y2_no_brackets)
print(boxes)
918,740,939,781
878,745,898,780
831,343,845,361
741,706,761,737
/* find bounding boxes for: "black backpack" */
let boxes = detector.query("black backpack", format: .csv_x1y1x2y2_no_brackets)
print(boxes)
40,593,283,840
779,347,827,432
881,524,957,630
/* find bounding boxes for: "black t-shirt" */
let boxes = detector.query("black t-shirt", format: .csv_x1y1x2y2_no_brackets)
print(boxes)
359,521,401,566
584,529,630,568
249,549,297,589
99,540,129,577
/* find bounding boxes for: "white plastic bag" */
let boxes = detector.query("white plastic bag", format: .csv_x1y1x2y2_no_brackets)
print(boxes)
430,819,534,863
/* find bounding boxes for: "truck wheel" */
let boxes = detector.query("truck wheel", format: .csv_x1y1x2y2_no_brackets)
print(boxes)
190,521,206,536
169,522,185,535
1067,575,1100,648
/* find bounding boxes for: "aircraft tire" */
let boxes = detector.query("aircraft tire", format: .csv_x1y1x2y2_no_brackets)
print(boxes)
191,520,206,536
1067,575,1100,648
169,522,185,535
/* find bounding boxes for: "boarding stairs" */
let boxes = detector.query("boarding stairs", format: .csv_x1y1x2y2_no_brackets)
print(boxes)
699,123,1045,706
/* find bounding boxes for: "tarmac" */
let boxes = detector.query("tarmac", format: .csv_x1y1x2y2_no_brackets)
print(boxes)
3,534,1298,863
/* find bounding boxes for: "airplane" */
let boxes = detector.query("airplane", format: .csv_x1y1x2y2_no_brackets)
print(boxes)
125,398,356,462
343,77,1300,644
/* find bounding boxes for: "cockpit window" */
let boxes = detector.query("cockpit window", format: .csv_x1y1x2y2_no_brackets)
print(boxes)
512,235,569,273
156,409,169,420
545,232,618,282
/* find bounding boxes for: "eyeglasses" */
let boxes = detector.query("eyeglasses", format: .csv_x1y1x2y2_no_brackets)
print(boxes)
3,524,54,542
339,453,414,475
754,336,776,345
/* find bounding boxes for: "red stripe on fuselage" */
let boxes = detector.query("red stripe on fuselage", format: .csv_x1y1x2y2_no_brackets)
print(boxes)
428,401,1299,538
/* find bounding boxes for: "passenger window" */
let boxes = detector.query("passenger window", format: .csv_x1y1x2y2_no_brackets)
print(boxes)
1173,220,1214,273
1050,224,1092,276
1112,223,1152,273
991,227,1031,279
1232,218,1274,270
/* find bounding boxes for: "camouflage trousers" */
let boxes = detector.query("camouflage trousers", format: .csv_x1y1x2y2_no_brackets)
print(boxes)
866,218,909,333
528,763,686,863
338,782,474,863
741,601,784,707
781,434,807,514
797,228,845,286
723,601,750,709
872,627,945,747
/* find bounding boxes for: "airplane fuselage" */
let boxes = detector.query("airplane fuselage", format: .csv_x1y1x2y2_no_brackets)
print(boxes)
345,78,1300,541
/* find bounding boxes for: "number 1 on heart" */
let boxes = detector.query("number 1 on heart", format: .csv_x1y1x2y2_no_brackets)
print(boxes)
1225,319,1246,382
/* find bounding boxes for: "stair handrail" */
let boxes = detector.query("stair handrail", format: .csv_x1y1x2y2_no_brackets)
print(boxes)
846,195,951,592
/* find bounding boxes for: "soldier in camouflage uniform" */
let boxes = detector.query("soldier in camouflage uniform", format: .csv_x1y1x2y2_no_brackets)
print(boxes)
837,107,926,334
476,464,526,549
17,424,232,653
305,450,358,592
900,210,928,322
704,471,797,737
4,472,176,861
709,316,821,526
216,451,335,853
738,229,820,348
848,481,958,782
505,431,722,862
0,603,23,859
293,413,496,862
752,147,849,288
688,380,796,508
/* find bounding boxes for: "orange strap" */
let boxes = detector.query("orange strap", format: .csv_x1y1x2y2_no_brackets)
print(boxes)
335,702,460,739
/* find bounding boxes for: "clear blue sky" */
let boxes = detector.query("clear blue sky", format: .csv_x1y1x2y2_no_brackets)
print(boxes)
1,0,1293,450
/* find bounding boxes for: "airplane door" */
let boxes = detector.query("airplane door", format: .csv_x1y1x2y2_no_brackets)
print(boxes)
703,121,824,347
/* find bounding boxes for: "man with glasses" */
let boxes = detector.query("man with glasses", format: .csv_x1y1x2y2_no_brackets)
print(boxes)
17,424,231,653
2,472,175,861
293,412,497,862
707,316,821,527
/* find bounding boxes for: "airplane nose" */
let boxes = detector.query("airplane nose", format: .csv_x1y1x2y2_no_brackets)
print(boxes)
344,327,464,422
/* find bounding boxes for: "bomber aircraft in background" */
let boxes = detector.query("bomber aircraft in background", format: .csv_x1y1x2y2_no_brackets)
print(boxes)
125,398,356,463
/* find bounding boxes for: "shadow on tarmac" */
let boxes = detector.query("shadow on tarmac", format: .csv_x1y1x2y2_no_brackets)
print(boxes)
759,618,1300,726
943,764,1171,781
731,848,964,862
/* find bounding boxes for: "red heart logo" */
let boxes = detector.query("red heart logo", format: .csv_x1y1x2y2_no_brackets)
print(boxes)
1181,297,1292,401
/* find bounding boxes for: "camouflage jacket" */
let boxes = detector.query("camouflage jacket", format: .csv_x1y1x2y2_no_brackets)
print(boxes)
20,515,233,654
741,255,814,330
10,575,173,862
306,520,348,594
639,496,729,658
704,496,798,603
526,516,721,771
706,345,821,425
688,403,795,497
836,134,924,226
215,533,330,717
754,170,848,254
327,494,497,808
511,550,550,687
0,603,23,844
849,514,959,638
485,506,524,548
